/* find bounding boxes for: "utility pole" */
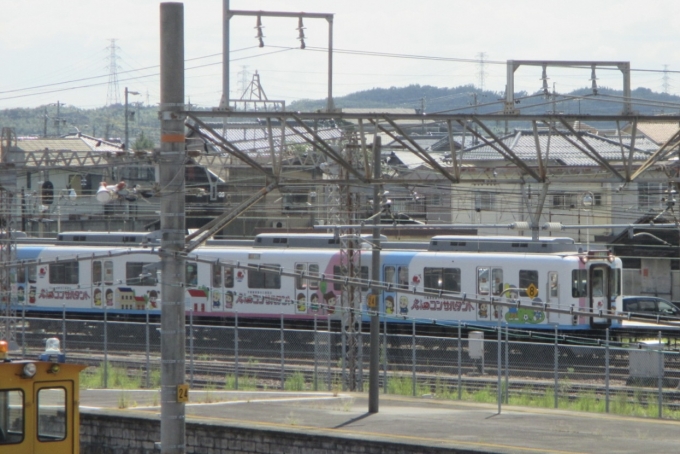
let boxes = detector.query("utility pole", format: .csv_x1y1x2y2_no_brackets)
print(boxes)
160,3,186,453
55,101,62,137
368,135,381,413
124,87,140,150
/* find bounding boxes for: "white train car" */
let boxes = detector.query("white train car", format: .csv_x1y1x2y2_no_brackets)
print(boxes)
12,233,623,331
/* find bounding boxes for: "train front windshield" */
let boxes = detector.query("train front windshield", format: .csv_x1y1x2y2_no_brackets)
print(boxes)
0,390,24,445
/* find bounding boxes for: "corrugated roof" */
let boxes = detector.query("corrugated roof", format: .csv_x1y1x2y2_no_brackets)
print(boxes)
624,121,680,145
194,123,343,160
458,130,652,166
15,135,123,153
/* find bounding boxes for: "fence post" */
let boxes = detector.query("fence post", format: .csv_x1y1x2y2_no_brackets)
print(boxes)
605,328,610,413
382,317,387,394
234,311,239,390
280,313,285,390
189,308,194,388
504,323,509,404
341,309,347,392
457,320,462,400
358,316,363,392
314,314,318,391
21,299,26,359
327,316,331,392
496,315,501,414
146,308,150,389
62,304,66,355
103,306,108,389
658,331,663,419
412,319,416,397
554,324,558,409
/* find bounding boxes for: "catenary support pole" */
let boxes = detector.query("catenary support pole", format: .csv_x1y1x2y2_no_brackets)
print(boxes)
368,135,381,413
160,3,186,453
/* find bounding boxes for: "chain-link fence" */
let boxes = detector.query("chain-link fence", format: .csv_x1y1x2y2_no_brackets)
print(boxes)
12,315,680,420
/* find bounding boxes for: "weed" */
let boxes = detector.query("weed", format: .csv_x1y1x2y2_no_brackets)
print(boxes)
284,371,306,391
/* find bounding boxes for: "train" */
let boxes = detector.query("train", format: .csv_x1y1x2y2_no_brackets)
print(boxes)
0,339,85,454
7,231,624,333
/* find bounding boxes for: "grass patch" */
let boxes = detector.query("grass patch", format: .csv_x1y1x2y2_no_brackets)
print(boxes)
284,371,306,391
224,373,258,390
80,363,141,389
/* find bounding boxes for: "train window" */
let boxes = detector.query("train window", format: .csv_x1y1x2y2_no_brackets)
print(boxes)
212,265,222,287
424,268,461,293
224,267,234,288
186,263,198,287
295,264,307,290
491,269,504,296
591,268,605,297
333,265,341,291
384,266,396,284
0,389,23,445
28,264,37,284
572,269,587,298
248,264,281,289
37,387,66,442
295,263,319,290
398,266,409,289
309,264,319,290
361,266,369,291
477,268,490,295
519,270,538,297
49,261,79,285
610,269,621,298
443,268,461,292
92,261,102,286
549,272,559,298
126,262,156,286
103,260,114,285
16,266,25,284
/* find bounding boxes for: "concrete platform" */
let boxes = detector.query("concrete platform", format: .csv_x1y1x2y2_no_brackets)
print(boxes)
81,389,680,453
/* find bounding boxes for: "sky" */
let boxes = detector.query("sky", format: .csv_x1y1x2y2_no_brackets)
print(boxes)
2,0,680,111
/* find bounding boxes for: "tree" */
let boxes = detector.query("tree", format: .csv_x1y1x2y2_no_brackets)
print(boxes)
133,131,155,151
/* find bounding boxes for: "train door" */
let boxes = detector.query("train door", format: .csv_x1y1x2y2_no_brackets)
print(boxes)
92,260,115,309
209,263,225,312
477,267,504,321
294,262,320,314
185,262,206,312
33,381,76,454
383,264,408,316
589,265,611,327
546,271,559,322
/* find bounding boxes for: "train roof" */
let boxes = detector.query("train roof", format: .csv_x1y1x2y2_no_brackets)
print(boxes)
16,231,161,246
16,231,580,254
428,235,579,253
252,233,388,249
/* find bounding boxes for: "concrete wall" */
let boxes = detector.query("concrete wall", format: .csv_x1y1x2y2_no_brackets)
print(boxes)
80,410,468,454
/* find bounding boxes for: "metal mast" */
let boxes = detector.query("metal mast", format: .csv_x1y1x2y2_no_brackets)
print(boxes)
340,140,362,391
105,39,121,106
0,128,17,346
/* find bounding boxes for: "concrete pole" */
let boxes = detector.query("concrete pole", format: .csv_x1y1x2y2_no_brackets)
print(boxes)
125,88,130,150
368,136,381,413
326,16,334,112
222,0,230,108
160,3,186,453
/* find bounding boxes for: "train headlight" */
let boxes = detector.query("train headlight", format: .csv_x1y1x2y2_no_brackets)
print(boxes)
22,362,37,378
0,340,8,360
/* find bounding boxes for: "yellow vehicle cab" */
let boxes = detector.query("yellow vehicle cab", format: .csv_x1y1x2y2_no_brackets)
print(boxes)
0,339,85,454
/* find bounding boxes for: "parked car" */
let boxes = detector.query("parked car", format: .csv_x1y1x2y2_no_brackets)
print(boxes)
622,296,680,319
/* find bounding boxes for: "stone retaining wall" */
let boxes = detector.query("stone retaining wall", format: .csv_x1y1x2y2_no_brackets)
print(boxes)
80,410,474,454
